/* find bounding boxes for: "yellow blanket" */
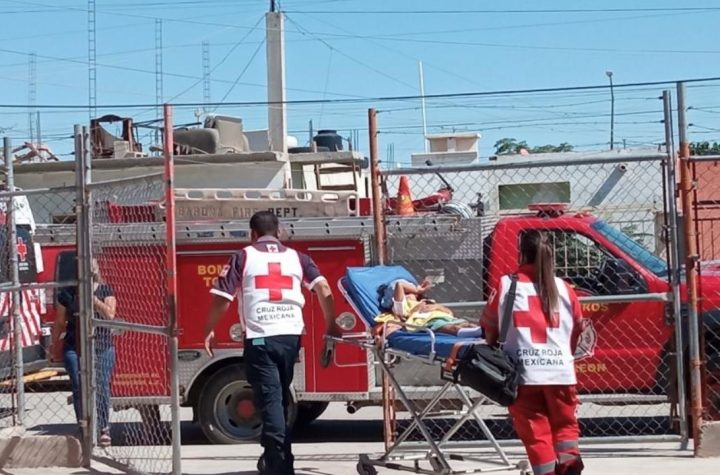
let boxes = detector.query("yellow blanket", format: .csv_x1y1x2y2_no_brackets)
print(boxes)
374,298,455,330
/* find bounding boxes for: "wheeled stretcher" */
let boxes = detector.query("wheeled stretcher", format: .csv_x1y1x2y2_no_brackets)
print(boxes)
328,265,529,475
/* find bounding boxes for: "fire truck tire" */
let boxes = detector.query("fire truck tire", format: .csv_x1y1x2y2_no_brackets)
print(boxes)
197,364,297,444
295,401,329,428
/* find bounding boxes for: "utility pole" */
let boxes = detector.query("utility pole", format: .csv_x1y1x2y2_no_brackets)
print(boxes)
606,71,615,150
88,0,97,123
266,5,287,152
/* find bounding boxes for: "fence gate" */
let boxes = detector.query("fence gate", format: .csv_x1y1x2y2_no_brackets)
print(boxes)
1,136,83,452
377,153,688,447
77,114,181,475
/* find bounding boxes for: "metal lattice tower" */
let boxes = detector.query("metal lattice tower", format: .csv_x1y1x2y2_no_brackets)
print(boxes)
155,18,164,147
202,40,211,113
28,52,37,144
88,0,97,122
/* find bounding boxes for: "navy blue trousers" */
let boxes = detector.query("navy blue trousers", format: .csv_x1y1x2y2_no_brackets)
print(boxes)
244,335,301,475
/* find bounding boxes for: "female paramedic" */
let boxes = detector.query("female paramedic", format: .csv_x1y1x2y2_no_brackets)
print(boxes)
481,230,584,475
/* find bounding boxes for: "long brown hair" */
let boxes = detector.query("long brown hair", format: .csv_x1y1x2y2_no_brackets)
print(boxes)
520,230,558,321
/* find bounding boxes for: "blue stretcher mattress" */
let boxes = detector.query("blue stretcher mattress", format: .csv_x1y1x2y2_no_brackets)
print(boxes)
342,266,475,360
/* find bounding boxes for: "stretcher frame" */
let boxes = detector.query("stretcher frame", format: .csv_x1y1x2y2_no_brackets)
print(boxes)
329,279,529,475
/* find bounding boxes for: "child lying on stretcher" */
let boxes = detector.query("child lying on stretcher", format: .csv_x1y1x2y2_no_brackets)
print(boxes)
374,278,483,338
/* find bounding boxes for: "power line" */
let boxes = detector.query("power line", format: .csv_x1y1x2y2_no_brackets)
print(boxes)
284,14,416,90
214,39,265,109
0,76,718,110
285,7,720,15
295,34,720,55
0,42,368,100
291,10,485,90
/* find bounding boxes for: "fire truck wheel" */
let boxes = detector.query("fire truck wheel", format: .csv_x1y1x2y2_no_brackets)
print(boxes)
295,401,329,429
198,364,297,444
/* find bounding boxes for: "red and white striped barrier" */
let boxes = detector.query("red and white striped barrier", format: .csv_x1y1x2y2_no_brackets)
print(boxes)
0,289,43,351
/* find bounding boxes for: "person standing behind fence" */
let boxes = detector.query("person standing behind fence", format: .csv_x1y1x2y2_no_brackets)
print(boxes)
481,230,584,475
51,258,117,448
203,211,340,475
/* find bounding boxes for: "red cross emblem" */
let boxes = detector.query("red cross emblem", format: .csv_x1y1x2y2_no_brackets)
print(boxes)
16,237,28,262
255,262,293,302
513,295,560,344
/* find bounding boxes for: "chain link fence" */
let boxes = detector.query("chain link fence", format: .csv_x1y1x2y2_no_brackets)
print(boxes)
81,110,180,475
87,171,174,474
1,138,80,436
378,154,686,443
1,124,180,475
689,157,720,427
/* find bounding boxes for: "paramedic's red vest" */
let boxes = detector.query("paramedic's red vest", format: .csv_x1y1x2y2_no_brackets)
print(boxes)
240,245,305,339
497,274,576,385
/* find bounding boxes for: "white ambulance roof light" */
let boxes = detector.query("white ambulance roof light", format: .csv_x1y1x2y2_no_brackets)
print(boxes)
528,202,568,217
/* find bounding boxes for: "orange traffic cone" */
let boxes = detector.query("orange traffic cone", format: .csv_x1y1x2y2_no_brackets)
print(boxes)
396,175,415,215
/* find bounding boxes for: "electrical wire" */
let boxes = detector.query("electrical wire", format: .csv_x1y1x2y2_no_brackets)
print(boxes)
1,76,716,110
284,14,417,90
213,39,266,110
284,7,720,15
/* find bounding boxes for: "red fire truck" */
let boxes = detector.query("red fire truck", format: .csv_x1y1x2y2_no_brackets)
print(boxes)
19,194,720,443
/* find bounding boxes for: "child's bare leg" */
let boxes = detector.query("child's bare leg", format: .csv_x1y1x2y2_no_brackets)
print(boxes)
436,324,464,335
436,322,483,338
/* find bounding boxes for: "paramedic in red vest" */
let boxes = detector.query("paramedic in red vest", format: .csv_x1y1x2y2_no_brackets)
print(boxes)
481,230,584,475
203,211,339,475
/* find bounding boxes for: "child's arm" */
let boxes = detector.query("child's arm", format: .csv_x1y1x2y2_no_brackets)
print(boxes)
393,279,432,299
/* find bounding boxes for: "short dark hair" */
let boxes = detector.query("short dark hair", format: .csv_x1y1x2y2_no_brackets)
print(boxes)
250,211,279,236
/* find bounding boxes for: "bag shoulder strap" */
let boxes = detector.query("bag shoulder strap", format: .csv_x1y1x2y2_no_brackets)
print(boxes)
499,274,518,345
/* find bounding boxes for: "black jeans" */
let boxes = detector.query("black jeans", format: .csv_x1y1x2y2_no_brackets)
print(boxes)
244,335,301,474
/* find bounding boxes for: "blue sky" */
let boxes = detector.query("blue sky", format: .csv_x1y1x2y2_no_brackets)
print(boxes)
1,0,719,162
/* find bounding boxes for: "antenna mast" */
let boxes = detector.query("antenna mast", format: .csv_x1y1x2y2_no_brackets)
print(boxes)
88,0,97,122
155,19,164,148
28,52,37,144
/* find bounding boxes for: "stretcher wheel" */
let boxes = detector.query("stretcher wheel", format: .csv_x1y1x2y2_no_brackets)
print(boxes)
356,461,377,475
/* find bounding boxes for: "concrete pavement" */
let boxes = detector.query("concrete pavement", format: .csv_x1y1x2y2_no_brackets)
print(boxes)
2,400,717,474
2,441,717,475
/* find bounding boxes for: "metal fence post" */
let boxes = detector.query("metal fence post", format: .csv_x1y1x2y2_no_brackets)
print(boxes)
163,104,182,475
368,108,396,450
677,82,704,451
368,108,386,265
4,137,24,427
74,124,94,466
663,90,689,448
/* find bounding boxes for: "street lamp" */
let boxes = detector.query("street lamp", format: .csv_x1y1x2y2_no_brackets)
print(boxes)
606,71,615,150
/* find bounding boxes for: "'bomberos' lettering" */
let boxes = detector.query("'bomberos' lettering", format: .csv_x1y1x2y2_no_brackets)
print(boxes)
198,264,229,287
581,303,610,313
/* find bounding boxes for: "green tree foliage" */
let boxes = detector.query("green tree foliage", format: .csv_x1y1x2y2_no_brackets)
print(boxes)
493,137,574,155
690,141,720,156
